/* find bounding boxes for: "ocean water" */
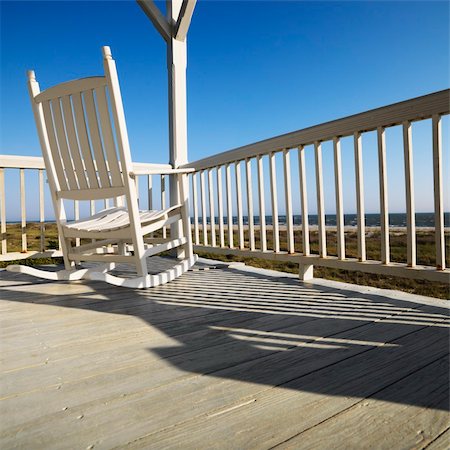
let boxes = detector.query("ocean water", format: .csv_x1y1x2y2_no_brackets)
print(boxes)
203,212,450,228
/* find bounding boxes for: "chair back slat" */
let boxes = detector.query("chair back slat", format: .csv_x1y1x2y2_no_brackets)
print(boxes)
51,98,79,190
83,89,111,188
60,95,89,189
71,92,99,189
95,86,123,187
41,100,69,191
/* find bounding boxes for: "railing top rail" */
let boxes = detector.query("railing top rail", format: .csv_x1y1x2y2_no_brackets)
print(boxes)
0,155,172,172
185,89,450,171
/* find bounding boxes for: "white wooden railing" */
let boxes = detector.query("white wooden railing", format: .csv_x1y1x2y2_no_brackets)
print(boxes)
184,89,450,283
0,156,172,260
1,90,449,284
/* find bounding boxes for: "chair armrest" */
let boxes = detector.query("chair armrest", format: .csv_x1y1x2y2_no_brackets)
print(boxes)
128,167,195,178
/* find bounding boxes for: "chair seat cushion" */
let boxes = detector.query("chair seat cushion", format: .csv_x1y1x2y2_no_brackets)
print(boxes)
63,205,181,233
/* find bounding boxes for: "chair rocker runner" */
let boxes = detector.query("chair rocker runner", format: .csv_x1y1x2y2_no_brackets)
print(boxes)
7,46,197,288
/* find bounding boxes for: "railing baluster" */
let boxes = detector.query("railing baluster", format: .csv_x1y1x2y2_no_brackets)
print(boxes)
245,158,255,251
39,169,45,252
377,126,390,264
161,174,167,239
74,200,80,246
403,121,416,267
147,175,153,210
314,142,326,257
20,168,27,252
226,163,234,248
333,137,345,260
200,170,208,246
192,173,199,245
269,152,280,253
257,155,267,252
283,149,294,254
354,132,366,261
432,114,445,270
235,161,244,249
298,146,310,256
0,168,6,255
217,166,225,247
208,168,216,247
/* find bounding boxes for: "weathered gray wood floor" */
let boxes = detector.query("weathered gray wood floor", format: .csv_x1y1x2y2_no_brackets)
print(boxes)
1,259,449,449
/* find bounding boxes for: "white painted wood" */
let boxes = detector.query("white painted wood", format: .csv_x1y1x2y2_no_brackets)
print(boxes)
283,150,294,254
38,169,45,252
235,161,244,249
354,132,366,262
35,77,106,103
298,146,310,256
19,168,27,253
217,166,225,248
377,127,390,265
135,175,140,208
192,173,199,245
269,153,280,253
136,0,171,42
432,115,446,270
147,175,153,210
245,158,255,251
226,164,234,249
333,137,345,260
174,0,197,41
0,168,6,255
208,169,216,247
161,174,167,239
13,47,194,288
403,121,416,267
200,170,208,246
257,155,267,252
314,142,326,258
71,92,99,189
60,96,89,190
186,90,450,171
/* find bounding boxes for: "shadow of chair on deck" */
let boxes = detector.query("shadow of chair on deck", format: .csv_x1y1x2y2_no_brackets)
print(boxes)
1,265,449,411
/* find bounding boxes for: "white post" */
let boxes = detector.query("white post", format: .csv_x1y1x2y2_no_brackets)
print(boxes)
167,0,188,251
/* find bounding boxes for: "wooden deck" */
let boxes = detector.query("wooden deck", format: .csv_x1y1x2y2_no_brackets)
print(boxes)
1,258,449,449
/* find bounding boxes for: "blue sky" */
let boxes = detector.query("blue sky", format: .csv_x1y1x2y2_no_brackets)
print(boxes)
1,1,449,219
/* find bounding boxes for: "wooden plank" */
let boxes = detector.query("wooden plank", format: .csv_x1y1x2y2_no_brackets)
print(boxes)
74,200,80,246
283,150,295,254
298,146,310,256
216,167,225,247
41,100,69,191
161,174,167,239
0,168,6,254
377,127,390,264
147,174,153,210
257,155,267,252
51,98,79,190
246,158,255,251
0,155,45,169
71,93,99,189
333,137,345,260
95,86,123,187
83,89,110,188
208,169,216,247
226,163,234,249
432,115,445,270
60,96,89,190
186,90,450,171
275,356,449,450
20,168,26,252
354,132,366,261
314,142,326,257
235,161,244,249
269,152,280,253
35,77,106,103
39,169,45,252
403,121,416,267
200,170,208,246
192,173,199,245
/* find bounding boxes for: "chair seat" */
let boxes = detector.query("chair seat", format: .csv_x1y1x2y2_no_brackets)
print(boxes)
63,205,181,233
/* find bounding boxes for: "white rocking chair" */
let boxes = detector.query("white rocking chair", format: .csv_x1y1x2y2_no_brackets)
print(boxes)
7,46,197,288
